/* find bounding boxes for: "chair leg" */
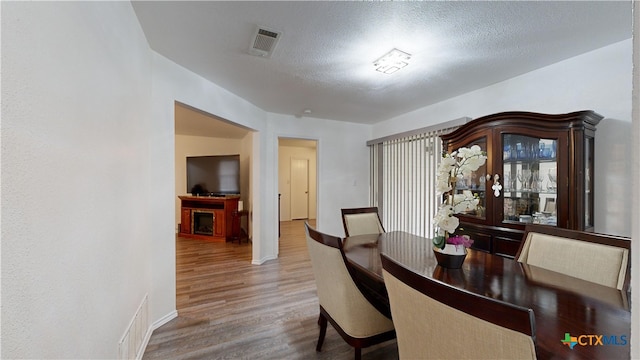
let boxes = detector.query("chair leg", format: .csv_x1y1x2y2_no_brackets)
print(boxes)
354,347,361,360
316,313,327,352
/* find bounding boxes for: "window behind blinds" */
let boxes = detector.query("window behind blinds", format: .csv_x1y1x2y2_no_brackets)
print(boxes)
368,118,468,238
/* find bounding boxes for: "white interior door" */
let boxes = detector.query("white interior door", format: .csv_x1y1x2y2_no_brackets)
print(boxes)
290,158,309,219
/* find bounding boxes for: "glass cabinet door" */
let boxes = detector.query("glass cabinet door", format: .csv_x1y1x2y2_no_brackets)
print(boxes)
502,134,557,226
454,137,488,221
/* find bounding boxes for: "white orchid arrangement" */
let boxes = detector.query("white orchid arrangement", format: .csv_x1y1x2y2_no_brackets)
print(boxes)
433,145,487,249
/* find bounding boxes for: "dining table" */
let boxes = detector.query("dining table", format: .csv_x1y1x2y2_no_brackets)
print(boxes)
343,231,631,360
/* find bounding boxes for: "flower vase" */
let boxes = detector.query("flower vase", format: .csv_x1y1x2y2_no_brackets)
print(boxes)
433,244,467,269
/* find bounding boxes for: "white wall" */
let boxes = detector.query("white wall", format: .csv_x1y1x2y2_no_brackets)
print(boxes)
278,145,317,221
2,2,154,358
373,39,633,238
240,132,254,238
174,134,247,227
268,113,372,237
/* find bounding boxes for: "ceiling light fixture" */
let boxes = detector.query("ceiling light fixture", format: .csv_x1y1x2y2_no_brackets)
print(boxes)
373,48,411,74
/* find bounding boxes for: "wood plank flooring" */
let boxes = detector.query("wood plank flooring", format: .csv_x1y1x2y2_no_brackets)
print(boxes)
143,220,398,359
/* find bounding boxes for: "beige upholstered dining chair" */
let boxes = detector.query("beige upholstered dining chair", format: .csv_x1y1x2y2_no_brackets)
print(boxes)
381,253,537,360
304,222,395,360
341,207,385,237
516,224,631,291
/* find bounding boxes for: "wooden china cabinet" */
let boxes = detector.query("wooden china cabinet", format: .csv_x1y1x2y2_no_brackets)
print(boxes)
440,111,602,258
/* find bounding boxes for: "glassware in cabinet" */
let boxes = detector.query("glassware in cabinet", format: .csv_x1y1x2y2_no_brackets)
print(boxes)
502,135,557,227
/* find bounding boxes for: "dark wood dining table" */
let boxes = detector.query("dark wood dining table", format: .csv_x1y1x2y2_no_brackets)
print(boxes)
343,231,631,360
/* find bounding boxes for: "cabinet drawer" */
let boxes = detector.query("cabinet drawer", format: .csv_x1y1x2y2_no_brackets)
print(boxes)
459,227,492,253
494,236,521,259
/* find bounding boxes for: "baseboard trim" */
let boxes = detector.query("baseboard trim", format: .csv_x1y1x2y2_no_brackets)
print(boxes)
152,310,178,330
136,310,178,360
252,255,277,265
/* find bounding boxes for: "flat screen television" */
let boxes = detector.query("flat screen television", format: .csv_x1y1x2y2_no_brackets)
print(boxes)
186,154,240,196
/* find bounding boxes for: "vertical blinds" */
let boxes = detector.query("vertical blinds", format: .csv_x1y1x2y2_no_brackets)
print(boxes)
368,119,466,238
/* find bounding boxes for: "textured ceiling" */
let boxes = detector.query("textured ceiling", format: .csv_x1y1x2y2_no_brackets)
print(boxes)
133,1,632,127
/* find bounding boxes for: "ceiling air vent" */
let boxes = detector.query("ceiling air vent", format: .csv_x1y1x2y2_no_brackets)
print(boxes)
249,26,281,58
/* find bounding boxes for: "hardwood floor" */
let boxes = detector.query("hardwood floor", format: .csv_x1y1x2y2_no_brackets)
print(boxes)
143,220,398,359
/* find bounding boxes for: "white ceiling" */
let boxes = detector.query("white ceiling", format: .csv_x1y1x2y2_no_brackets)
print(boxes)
133,1,632,133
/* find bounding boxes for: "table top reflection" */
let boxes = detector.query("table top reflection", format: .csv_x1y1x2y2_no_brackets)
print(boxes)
343,231,631,360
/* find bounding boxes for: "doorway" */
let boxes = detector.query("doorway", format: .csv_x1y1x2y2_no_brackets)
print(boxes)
174,102,256,311
290,158,309,219
174,102,254,235
278,138,318,222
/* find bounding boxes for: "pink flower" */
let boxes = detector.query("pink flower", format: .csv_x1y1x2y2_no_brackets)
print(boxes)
446,235,474,248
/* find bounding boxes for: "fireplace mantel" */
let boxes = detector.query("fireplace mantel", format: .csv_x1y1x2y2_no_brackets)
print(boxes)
178,195,240,242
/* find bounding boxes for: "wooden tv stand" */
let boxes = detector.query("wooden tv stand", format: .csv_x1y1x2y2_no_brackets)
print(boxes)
178,195,240,242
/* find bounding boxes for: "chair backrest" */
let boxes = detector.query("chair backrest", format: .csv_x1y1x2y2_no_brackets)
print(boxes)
304,223,393,338
516,224,630,291
381,254,537,360
341,207,385,237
